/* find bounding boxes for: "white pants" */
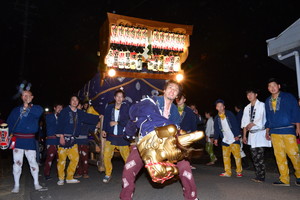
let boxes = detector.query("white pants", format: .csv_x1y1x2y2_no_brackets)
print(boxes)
13,148,40,187
239,138,246,158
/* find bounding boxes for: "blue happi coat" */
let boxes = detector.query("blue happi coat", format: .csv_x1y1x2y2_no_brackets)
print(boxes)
179,105,197,133
45,113,59,145
213,110,241,146
7,105,43,150
265,91,300,135
125,96,181,138
103,102,130,146
57,106,99,138
76,123,95,145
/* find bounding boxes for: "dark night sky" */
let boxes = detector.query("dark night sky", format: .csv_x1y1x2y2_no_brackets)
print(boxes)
1,0,300,118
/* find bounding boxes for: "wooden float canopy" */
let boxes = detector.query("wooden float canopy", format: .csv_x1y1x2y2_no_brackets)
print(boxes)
98,12,193,82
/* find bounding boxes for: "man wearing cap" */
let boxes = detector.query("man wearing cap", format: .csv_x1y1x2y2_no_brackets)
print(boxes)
213,99,242,178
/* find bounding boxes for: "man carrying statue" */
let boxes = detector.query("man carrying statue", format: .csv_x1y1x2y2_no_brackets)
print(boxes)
120,80,203,200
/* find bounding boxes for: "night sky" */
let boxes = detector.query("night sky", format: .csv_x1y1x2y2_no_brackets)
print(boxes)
1,0,300,119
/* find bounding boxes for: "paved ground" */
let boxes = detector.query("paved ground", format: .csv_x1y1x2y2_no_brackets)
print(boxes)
1,148,299,200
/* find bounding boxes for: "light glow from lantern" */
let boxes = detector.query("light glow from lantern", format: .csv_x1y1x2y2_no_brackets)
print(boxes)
176,74,184,82
108,68,116,77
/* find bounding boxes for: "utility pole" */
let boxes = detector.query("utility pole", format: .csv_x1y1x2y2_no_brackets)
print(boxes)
13,0,36,98
15,0,36,82
19,0,29,82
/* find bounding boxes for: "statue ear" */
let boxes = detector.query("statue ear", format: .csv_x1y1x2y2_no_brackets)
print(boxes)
155,124,177,138
177,131,204,147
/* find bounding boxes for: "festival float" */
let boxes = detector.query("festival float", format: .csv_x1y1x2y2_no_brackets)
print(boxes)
78,13,193,172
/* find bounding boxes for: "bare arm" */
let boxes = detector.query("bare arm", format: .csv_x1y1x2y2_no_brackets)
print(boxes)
296,123,300,137
265,128,271,140
242,127,247,144
59,135,65,146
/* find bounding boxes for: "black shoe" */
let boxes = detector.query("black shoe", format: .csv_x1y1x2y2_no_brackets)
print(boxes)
296,178,300,186
272,181,290,186
251,178,264,183
45,176,52,181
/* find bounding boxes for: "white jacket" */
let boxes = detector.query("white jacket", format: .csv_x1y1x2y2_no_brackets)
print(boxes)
241,100,271,148
205,117,214,142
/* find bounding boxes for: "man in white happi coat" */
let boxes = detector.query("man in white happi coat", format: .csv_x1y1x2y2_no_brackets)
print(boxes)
241,88,271,183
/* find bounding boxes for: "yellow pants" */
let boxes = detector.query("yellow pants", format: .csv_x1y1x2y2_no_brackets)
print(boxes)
271,134,300,184
57,144,79,181
222,143,242,175
104,141,130,176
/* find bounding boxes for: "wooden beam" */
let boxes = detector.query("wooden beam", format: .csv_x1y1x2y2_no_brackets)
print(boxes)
105,70,182,80
107,13,193,35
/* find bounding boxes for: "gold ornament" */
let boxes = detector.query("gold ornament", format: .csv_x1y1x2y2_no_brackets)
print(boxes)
137,124,204,183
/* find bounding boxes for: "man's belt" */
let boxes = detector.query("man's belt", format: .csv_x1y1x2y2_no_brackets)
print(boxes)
273,125,294,130
14,133,35,139
77,135,88,139
46,136,57,139
108,133,124,138
249,129,265,133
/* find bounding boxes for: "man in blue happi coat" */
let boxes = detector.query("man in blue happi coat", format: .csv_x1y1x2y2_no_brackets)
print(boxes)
101,89,130,183
120,80,199,200
44,103,63,180
176,93,197,133
213,99,242,177
265,78,300,186
56,95,100,185
7,90,47,193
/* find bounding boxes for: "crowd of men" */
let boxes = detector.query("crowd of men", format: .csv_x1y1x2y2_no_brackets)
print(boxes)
4,78,300,200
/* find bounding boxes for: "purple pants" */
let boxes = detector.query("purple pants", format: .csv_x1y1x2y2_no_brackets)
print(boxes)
44,144,58,177
120,146,198,200
76,145,89,175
